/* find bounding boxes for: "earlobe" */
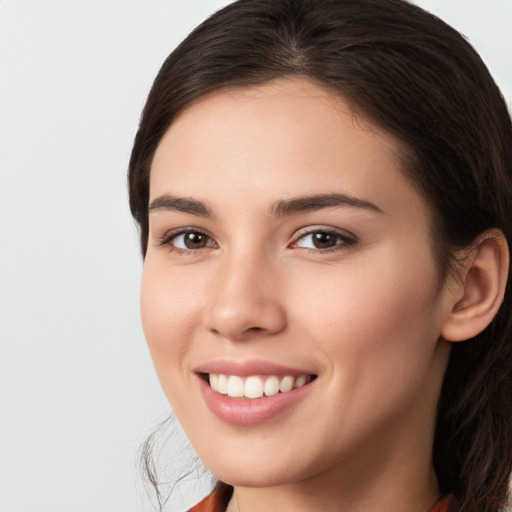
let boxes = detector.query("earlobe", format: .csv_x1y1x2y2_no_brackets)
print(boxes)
441,230,509,343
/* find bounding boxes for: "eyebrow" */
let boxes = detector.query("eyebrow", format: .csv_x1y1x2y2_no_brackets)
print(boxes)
148,192,383,218
148,194,213,217
269,193,383,216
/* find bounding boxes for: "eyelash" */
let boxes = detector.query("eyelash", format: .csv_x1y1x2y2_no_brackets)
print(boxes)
157,228,217,255
290,228,357,253
158,227,357,255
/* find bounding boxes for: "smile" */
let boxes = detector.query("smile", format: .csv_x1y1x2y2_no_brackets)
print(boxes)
208,374,313,399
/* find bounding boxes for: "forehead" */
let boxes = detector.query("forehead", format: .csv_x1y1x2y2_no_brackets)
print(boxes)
149,78,426,222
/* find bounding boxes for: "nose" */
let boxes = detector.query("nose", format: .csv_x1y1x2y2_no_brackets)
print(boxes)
205,252,287,341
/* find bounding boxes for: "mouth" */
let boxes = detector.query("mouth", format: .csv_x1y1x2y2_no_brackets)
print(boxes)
195,361,318,424
205,373,316,399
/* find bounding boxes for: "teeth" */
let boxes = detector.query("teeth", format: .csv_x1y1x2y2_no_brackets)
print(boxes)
279,376,294,393
209,373,219,391
208,373,311,399
264,375,280,396
294,375,306,388
217,374,228,394
227,375,244,397
245,376,264,399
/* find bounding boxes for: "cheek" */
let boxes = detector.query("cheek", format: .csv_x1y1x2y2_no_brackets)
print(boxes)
290,249,442,390
140,260,201,381
286,259,445,455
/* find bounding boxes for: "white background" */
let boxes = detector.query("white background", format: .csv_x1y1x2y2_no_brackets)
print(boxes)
1,1,511,511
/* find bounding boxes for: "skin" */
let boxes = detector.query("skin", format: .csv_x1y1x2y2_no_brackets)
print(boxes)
141,79,460,512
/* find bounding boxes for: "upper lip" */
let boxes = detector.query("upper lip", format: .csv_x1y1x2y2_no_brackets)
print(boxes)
194,359,316,377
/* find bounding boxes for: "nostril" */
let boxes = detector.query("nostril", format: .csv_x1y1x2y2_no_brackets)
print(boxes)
206,299,287,340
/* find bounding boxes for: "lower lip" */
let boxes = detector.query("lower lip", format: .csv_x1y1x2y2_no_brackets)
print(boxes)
197,376,313,426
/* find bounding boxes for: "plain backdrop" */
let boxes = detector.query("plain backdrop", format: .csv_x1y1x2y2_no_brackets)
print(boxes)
0,1,511,511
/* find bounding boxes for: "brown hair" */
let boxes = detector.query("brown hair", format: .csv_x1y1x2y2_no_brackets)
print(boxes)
128,1,512,510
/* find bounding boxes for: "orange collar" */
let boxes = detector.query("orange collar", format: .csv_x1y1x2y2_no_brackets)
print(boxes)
190,486,450,512
429,497,450,512
189,483,232,512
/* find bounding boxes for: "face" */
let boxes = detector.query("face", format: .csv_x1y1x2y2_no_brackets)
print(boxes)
141,79,453,491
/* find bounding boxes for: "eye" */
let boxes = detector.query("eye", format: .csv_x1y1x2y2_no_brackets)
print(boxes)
292,228,356,251
159,229,217,252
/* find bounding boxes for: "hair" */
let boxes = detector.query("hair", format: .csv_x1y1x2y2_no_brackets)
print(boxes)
128,1,512,511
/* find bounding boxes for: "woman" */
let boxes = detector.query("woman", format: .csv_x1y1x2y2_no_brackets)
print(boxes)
128,0,512,511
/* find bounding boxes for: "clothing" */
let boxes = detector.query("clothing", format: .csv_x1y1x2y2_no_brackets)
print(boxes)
189,483,450,512
189,482,232,512
430,497,450,512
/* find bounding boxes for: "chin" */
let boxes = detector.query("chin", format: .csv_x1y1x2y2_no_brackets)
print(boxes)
198,444,319,489
211,465,301,489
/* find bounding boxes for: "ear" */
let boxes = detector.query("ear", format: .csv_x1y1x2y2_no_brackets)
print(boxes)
441,230,509,342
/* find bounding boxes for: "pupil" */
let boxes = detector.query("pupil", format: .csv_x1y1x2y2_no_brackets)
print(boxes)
185,232,206,249
313,232,335,249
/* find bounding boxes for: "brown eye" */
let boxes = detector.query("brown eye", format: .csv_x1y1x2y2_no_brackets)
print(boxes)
311,232,338,249
166,230,216,251
293,229,356,251
182,232,208,249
